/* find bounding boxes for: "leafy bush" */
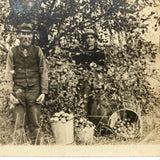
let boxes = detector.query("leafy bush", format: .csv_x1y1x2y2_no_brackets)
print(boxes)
40,32,159,137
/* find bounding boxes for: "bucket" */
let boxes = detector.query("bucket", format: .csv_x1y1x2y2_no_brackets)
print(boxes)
51,119,74,145
108,108,141,139
75,126,95,144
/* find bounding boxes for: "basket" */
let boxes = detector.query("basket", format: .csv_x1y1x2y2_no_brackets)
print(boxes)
75,126,95,143
108,108,141,139
51,119,74,145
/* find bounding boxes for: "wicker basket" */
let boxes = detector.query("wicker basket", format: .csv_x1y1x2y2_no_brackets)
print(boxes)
108,108,141,139
75,126,95,143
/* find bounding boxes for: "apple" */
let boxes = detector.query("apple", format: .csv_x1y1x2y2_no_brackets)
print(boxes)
79,118,83,123
61,118,66,123
50,117,55,122
75,122,79,127
62,113,68,117
51,117,59,122
59,111,65,115
55,112,60,117
67,114,74,120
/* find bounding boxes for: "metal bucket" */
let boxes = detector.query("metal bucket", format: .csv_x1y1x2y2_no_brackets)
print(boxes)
51,119,74,145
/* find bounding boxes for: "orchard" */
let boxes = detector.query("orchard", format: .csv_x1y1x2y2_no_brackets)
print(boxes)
0,0,160,145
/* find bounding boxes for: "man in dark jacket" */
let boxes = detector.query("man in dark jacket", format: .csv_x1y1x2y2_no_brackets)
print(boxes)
5,23,48,145
72,29,105,69
73,29,107,125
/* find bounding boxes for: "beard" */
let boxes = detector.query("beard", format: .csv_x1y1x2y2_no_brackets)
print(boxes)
20,37,32,48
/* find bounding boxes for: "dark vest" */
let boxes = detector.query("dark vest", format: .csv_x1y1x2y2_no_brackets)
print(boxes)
12,45,40,87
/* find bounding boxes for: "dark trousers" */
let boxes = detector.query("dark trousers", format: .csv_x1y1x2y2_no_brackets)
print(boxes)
88,97,108,126
12,84,41,145
78,80,108,126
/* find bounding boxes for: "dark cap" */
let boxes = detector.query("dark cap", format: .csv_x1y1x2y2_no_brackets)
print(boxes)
82,29,98,41
19,23,33,32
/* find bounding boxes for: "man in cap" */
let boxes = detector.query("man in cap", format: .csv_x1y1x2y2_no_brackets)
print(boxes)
5,23,48,145
73,29,106,125
73,29,105,67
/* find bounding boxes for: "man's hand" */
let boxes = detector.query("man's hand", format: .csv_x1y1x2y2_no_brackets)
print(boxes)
9,103,15,110
36,94,45,104
10,94,19,104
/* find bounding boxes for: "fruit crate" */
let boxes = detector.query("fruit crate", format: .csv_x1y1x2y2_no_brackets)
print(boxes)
108,108,141,139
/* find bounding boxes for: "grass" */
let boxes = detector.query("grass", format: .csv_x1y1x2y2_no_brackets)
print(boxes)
140,108,160,144
0,109,14,145
0,106,160,145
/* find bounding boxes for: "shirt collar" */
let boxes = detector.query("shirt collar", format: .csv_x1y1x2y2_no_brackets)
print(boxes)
19,45,32,57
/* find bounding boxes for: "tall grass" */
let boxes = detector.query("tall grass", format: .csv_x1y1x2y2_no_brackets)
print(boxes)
1,106,160,145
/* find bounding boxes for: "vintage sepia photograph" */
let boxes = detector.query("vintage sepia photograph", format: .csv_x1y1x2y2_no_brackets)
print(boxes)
0,0,160,157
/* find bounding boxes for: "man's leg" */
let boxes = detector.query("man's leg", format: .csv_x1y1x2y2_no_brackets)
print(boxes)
88,97,100,125
26,86,41,145
12,86,27,144
27,103,41,145
12,104,26,144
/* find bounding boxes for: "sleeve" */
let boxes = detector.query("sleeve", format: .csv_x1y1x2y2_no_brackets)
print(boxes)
38,47,48,94
5,48,14,94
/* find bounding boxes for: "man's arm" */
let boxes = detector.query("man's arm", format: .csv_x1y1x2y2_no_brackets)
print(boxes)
5,48,19,106
38,47,48,95
5,48,14,94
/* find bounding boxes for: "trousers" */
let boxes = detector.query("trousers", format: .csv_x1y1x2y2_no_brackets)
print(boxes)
12,84,41,145
78,80,108,126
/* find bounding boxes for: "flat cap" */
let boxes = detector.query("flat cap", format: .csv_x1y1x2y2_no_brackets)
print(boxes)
19,23,33,32
82,29,98,40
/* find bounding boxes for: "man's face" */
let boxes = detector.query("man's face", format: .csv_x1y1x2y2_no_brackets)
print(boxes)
19,31,33,47
59,36,67,48
85,34,96,47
